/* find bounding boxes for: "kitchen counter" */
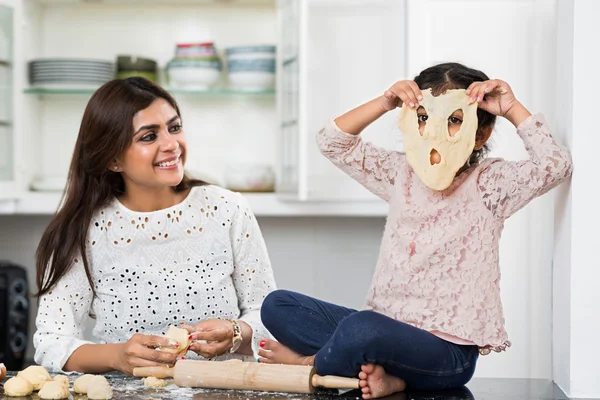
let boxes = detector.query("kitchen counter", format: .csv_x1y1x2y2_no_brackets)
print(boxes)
1,192,390,217
0,373,568,400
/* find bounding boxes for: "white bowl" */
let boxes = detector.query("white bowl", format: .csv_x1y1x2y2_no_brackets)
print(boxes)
225,45,276,62
226,53,276,61
168,67,221,90
224,164,275,192
228,71,275,92
225,45,275,55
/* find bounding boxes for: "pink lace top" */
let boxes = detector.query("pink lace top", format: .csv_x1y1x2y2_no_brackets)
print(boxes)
317,114,573,354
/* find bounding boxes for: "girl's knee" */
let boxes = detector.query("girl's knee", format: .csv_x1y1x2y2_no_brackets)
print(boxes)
261,290,297,328
335,310,386,348
340,310,384,329
262,289,296,308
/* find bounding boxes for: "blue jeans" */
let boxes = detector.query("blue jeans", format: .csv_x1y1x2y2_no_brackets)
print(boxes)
261,290,479,391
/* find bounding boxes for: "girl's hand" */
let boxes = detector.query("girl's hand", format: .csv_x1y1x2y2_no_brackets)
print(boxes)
182,319,235,359
114,334,180,375
466,79,520,117
382,80,423,111
466,79,531,126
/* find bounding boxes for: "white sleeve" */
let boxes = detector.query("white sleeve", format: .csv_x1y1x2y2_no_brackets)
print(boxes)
33,258,94,372
229,193,277,358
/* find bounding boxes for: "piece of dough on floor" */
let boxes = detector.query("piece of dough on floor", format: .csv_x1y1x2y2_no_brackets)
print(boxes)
4,376,34,397
17,365,52,391
86,375,113,400
143,376,169,387
52,375,70,389
73,374,95,394
38,380,70,399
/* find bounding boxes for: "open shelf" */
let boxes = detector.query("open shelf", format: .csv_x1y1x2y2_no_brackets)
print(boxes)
24,87,276,96
34,0,275,6
171,89,275,96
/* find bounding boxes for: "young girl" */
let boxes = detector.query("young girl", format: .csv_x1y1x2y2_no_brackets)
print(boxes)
33,77,277,374
258,63,572,399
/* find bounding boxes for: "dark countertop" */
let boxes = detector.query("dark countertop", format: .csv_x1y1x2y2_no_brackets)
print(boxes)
1,372,569,400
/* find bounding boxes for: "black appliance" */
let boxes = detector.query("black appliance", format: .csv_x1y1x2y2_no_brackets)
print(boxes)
0,262,29,370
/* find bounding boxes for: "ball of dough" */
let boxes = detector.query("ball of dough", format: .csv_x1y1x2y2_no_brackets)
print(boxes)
86,376,113,400
17,365,52,391
38,380,70,399
160,325,191,355
143,376,169,387
52,375,69,389
4,376,34,397
73,374,95,394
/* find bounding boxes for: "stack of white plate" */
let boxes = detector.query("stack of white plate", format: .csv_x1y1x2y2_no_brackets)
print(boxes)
28,58,115,88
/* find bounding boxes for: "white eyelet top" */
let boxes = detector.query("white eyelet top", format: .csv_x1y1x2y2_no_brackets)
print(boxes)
34,185,277,372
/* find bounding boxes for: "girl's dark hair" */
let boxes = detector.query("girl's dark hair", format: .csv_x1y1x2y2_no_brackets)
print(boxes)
413,62,495,165
36,77,206,297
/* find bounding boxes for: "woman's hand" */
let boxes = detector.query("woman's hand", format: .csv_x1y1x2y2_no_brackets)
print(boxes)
466,79,531,126
182,319,235,359
382,80,423,111
114,333,180,375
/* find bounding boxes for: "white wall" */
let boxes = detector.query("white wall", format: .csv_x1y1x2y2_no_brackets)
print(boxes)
552,0,574,394
405,0,558,380
553,0,600,397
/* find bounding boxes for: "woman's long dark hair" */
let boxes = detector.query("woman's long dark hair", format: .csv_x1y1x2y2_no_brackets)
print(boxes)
36,77,206,297
413,62,496,165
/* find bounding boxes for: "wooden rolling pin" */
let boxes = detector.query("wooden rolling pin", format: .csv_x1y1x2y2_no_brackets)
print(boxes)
133,359,359,394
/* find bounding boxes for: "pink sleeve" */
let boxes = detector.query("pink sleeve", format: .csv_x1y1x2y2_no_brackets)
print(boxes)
477,113,573,219
316,119,405,202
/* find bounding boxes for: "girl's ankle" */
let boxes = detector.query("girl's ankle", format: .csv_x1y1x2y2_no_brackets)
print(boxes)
301,355,315,366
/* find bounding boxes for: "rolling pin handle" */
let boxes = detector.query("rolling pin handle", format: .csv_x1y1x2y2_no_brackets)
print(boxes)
311,374,360,389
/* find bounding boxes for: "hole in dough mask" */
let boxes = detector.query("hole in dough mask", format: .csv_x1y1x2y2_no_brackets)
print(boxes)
398,88,478,191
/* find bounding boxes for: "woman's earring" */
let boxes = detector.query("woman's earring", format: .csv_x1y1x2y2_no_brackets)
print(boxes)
113,166,119,171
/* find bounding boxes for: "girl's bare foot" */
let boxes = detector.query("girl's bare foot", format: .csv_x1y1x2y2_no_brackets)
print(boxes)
359,364,406,399
257,338,314,366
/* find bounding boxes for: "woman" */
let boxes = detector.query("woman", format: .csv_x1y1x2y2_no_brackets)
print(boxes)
33,77,277,374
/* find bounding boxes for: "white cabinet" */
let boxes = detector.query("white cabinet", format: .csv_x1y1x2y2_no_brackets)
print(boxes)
0,0,397,216
5,0,558,214
0,0,15,199
21,0,278,190
3,0,282,210
0,0,401,216
277,0,406,201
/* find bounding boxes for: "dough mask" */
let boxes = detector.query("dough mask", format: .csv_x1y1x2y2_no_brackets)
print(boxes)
398,88,479,190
